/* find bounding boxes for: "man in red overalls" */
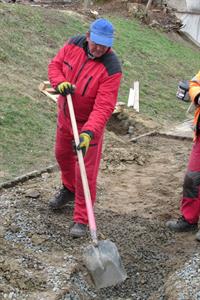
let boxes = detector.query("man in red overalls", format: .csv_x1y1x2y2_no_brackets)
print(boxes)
48,19,122,238
166,71,200,241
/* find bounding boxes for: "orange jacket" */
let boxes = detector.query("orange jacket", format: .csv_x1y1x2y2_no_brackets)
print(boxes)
189,71,200,140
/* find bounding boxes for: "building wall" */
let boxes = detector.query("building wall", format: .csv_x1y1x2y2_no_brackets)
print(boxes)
166,0,187,12
167,0,200,12
186,0,200,12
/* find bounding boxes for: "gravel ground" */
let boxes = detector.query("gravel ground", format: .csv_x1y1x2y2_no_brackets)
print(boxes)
1,130,200,299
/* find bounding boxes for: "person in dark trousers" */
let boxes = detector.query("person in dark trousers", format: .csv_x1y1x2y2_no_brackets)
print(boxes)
48,18,122,238
166,70,200,241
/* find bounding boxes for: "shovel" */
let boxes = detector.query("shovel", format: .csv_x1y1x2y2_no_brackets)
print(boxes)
66,94,127,289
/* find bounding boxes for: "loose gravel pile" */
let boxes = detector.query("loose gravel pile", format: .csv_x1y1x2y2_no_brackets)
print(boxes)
1,134,200,299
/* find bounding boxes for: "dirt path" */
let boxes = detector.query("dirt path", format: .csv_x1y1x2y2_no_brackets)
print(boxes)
1,130,200,300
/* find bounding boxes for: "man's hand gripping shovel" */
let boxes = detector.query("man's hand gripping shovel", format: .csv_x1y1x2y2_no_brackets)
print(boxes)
66,94,127,289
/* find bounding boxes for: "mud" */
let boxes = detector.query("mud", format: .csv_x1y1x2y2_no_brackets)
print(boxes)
1,121,200,299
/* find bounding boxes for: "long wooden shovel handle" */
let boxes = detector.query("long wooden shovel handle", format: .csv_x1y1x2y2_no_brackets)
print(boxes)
67,94,98,245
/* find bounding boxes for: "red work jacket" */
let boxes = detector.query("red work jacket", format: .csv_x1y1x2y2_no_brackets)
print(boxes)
48,35,122,138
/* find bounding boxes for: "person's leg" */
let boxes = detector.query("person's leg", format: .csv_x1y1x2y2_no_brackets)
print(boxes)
70,134,103,237
55,125,76,192
49,125,76,209
180,171,200,224
181,137,200,223
166,137,200,232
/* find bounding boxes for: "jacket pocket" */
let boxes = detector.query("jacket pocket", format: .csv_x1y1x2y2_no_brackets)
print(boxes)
64,61,73,70
82,76,93,96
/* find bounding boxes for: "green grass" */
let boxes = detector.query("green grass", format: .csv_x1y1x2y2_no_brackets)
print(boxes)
0,94,56,177
112,17,200,119
0,3,200,182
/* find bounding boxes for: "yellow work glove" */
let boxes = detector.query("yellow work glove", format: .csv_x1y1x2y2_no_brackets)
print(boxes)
57,81,75,96
77,132,93,157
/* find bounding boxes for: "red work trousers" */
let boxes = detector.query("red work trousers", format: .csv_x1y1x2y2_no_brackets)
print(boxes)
181,136,200,224
55,122,103,225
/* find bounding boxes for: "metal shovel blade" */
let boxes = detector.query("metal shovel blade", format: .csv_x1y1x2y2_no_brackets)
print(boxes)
83,240,127,289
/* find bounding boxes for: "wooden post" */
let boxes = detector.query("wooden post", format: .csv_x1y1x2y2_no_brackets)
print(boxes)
127,81,139,112
84,0,90,10
133,81,139,112
145,0,153,14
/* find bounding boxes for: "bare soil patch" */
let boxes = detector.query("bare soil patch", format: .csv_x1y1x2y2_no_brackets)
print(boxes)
1,123,199,299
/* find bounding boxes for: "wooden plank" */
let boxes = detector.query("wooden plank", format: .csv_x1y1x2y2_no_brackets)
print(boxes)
157,132,193,141
127,81,139,112
186,102,195,116
45,87,57,93
113,102,126,114
129,130,157,142
133,81,139,112
127,88,135,107
38,81,59,103
41,90,58,102
130,130,193,143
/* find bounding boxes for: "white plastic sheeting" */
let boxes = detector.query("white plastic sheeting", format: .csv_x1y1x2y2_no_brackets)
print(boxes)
167,0,200,47
186,0,200,12
167,0,187,11
180,13,200,47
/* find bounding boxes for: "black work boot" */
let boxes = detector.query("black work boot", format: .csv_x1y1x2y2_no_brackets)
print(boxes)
49,185,74,209
70,223,87,238
195,230,200,241
166,216,198,232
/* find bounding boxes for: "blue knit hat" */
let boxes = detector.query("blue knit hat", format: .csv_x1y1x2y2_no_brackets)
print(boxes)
90,18,114,47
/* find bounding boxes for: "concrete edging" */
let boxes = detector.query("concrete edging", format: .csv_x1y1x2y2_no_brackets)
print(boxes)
0,164,58,190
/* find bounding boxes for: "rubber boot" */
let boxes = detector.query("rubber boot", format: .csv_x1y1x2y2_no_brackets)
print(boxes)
195,230,200,241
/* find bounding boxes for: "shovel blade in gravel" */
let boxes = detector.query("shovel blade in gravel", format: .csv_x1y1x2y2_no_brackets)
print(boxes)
83,240,127,289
